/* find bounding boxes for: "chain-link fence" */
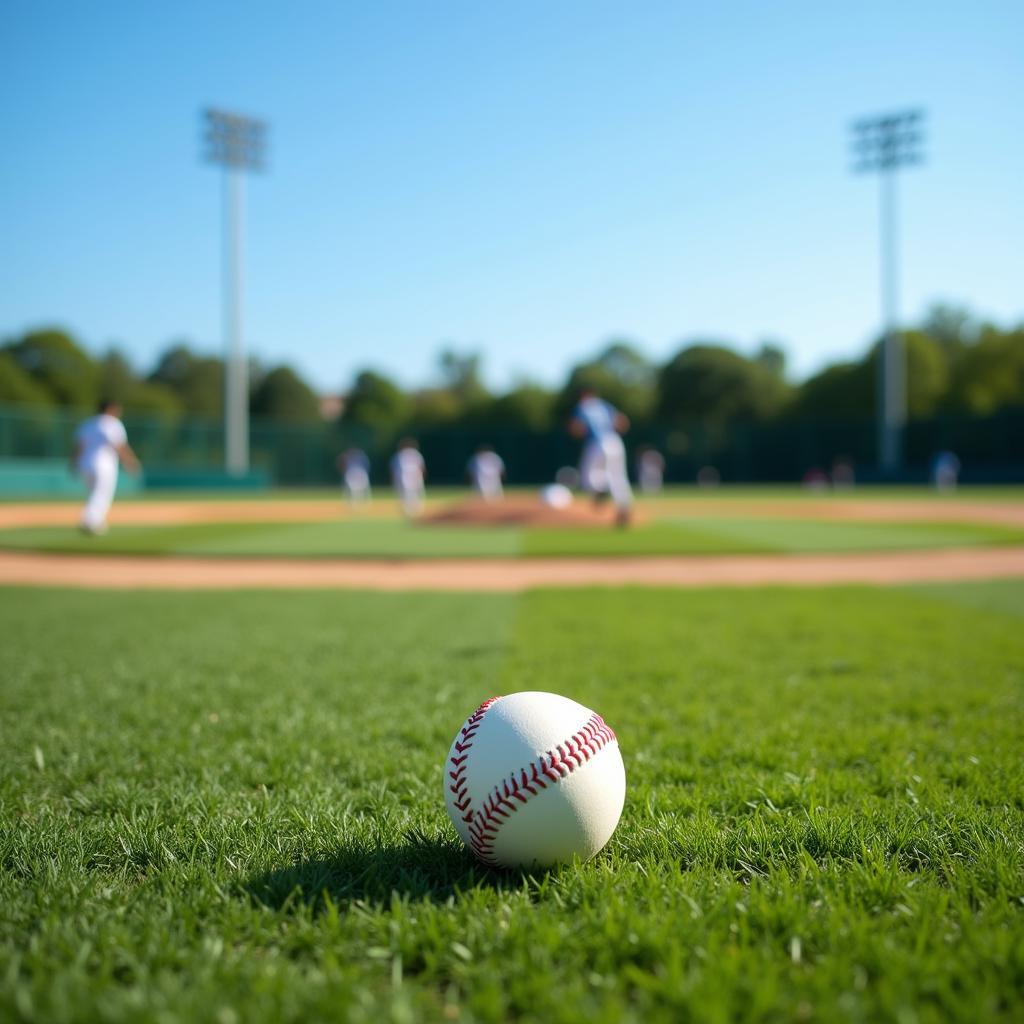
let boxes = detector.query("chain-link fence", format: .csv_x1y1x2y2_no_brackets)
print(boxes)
0,402,1021,489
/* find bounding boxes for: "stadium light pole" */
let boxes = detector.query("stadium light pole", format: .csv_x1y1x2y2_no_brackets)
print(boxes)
850,109,925,474
202,108,268,476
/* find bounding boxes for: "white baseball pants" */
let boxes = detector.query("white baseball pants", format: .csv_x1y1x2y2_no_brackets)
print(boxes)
396,478,424,518
597,434,633,511
80,460,118,530
344,467,371,502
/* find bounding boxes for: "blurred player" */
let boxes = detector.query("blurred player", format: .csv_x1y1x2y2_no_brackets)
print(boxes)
635,445,665,494
831,457,856,489
802,467,829,491
390,437,426,518
696,465,721,488
932,450,961,491
466,444,505,502
569,389,633,526
337,447,371,503
70,399,141,535
578,438,609,501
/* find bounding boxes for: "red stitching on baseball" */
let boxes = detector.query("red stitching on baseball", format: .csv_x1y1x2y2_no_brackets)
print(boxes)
447,696,502,828
465,712,617,867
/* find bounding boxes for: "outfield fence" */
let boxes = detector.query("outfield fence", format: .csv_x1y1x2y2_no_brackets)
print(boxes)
0,402,1021,491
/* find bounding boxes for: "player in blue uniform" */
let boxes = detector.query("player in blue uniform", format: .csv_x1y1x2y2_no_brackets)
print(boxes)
569,390,633,526
337,447,371,503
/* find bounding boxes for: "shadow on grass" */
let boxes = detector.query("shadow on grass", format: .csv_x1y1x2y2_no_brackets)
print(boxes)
247,827,520,911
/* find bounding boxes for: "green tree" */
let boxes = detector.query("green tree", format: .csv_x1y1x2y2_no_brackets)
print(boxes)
556,341,655,423
343,370,412,432
943,326,1024,414
0,351,54,407
921,302,979,354
124,382,185,419
149,344,224,417
250,366,322,424
898,330,950,417
486,382,556,431
657,343,790,424
438,349,489,403
790,361,873,418
5,329,99,409
791,331,950,420
411,389,463,426
434,348,492,423
755,342,787,380
99,348,183,420
99,348,136,400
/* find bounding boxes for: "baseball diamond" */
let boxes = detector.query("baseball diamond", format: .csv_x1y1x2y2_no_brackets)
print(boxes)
4,7,1024,1020
1,485,1022,1024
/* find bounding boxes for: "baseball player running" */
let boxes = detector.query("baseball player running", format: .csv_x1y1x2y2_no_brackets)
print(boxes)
70,399,141,534
390,437,426,518
337,447,371,503
569,389,633,526
578,435,609,501
636,445,666,493
466,444,505,502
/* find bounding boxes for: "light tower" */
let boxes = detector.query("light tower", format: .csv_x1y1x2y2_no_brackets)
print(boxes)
850,109,926,473
202,108,268,475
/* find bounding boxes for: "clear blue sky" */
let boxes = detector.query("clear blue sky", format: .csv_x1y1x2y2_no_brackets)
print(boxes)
2,1,1021,393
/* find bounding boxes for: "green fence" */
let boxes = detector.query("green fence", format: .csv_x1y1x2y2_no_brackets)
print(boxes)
0,402,1021,493
0,458,144,497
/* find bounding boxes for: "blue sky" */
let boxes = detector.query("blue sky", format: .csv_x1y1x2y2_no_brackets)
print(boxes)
2,1,1021,392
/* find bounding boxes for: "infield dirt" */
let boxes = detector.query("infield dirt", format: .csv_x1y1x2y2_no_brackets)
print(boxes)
2,494,1023,529
421,495,628,528
2,494,1022,590
1,547,1023,590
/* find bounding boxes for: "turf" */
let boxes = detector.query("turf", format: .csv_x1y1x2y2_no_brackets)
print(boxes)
1,582,1022,1023
1,516,1022,559
902,578,1024,619
657,516,1024,553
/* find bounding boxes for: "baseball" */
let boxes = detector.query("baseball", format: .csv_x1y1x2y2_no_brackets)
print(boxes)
444,691,626,868
539,483,573,509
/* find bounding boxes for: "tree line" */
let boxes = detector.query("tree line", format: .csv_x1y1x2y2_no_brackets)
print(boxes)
1,303,1021,432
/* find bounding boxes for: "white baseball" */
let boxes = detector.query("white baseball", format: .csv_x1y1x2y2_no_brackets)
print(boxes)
444,691,626,869
539,483,573,509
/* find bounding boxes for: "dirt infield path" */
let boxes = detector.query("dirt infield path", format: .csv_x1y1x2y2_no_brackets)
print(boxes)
0,500,354,528
2,496,1023,528
2,547,1022,591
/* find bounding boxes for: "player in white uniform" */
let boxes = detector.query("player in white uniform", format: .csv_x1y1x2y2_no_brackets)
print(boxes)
467,445,505,502
70,400,141,534
636,446,666,493
337,447,371,503
932,450,961,491
578,438,609,499
390,438,426,518
569,390,633,526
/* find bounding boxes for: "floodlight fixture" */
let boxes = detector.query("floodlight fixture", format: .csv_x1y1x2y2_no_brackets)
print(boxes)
849,108,927,473
201,108,269,475
203,108,268,172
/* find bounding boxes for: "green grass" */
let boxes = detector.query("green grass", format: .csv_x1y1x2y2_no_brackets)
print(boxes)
1,582,1022,1023
2,516,1023,559
656,516,1024,553
902,578,1024,619
636,484,1024,502
0,521,519,558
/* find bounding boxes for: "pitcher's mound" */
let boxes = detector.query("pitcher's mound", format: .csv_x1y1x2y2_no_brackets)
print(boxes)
421,495,627,529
